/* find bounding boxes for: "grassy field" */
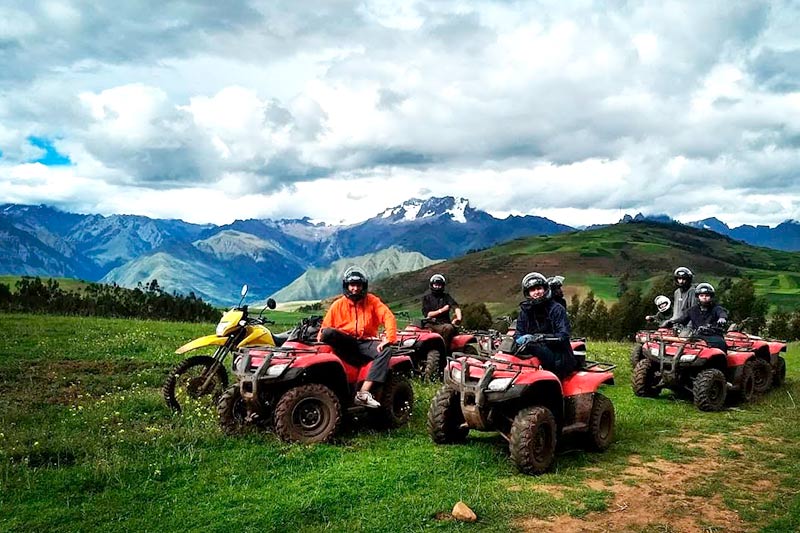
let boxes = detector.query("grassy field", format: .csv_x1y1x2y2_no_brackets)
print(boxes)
2,313,800,532
0,275,94,293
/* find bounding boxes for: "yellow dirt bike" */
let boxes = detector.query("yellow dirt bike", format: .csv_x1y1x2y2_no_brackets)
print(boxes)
162,285,286,412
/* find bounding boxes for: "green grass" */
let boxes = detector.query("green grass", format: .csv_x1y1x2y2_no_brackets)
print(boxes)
2,313,800,531
0,275,93,293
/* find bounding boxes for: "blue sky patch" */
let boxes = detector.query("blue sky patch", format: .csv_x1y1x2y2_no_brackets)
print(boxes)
28,136,71,165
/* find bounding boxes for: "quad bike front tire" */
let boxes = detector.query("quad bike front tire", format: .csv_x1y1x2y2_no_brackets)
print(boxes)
509,406,557,475
585,393,615,451
162,355,228,413
373,373,414,429
752,359,773,394
217,384,248,435
630,343,644,368
693,368,727,411
274,383,341,443
773,356,787,388
632,359,660,398
423,349,443,381
427,386,469,444
733,361,756,403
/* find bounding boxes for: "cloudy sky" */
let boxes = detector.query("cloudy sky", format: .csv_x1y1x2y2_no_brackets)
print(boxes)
1,1,799,228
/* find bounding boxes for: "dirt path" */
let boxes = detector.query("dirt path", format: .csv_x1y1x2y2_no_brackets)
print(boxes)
516,432,778,533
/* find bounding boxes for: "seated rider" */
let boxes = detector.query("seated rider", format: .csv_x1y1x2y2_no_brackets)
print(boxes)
546,275,568,309
421,273,462,349
318,266,398,408
513,272,576,379
646,295,672,324
662,282,728,352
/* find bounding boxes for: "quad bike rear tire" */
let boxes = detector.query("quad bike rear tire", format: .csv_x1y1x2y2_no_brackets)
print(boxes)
734,361,756,403
423,349,443,381
373,373,414,429
162,355,228,413
632,359,660,398
427,386,469,444
693,368,727,411
752,359,773,394
773,356,786,388
630,343,644,368
586,393,615,451
509,406,557,475
217,384,248,434
274,383,341,443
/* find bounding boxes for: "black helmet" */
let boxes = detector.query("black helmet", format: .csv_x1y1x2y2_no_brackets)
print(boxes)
521,272,551,304
674,266,694,286
695,282,715,296
342,266,368,301
429,273,446,294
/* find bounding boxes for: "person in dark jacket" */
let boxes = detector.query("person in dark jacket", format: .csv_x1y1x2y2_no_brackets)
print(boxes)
671,266,698,321
513,272,576,379
547,275,568,309
421,273,462,348
663,282,728,352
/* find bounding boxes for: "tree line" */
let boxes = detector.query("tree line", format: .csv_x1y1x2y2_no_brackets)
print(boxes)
0,277,220,323
459,274,800,341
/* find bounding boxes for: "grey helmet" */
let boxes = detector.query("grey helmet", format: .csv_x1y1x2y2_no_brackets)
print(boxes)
342,266,368,301
521,272,551,304
673,266,694,287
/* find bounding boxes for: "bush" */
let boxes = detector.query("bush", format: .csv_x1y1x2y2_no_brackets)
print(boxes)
461,302,493,330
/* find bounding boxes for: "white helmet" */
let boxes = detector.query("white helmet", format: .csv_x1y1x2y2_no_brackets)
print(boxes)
654,295,671,313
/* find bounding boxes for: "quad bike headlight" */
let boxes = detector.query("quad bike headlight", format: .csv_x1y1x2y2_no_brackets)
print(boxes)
450,367,462,382
487,377,514,391
650,347,660,357
216,321,232,336
266,363,289,377
679,354,697,363
402,338,416,348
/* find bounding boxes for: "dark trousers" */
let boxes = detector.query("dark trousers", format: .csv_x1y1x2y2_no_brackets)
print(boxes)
518,344,576,380
428,323,456,351
320,328,392,383
698,334,727,353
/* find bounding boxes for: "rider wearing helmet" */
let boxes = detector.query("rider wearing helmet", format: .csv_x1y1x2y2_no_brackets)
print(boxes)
421,273,462,348
671,266,698,321
646,295,672,324
513,272,576,379
546,275,567,309
663,282,728,352
319,266,398,408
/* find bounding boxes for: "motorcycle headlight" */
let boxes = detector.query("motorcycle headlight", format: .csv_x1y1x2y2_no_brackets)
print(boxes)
216,321,231,336
487,377,513,392
451,367,462,382
267,363,289,377
679,354,697,363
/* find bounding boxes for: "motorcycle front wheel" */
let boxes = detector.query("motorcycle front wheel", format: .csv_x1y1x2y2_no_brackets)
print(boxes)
162,355,229,413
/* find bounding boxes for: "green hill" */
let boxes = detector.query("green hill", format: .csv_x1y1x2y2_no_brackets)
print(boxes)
374,221,800,315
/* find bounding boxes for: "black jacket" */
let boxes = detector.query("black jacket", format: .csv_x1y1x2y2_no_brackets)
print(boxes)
673,303,728,329
514,299,572,354
421,292,459,324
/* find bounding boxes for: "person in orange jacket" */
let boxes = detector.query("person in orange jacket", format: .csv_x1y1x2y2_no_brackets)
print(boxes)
318,266,398,408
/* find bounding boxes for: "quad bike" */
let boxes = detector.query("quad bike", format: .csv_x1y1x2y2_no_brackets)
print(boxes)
492,315,587,363
218,320,415,443
428,336,616,475
724,319,787,391
631,326,677,368
395,318,478,379
632,325,768,411
162,285,287,412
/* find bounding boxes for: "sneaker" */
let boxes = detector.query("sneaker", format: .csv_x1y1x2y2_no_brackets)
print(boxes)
354,390,381,409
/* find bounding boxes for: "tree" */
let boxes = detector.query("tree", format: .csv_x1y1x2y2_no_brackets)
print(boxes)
575,291,596,338
720,278,767,333
461,302,492,330
591,300,611,340
768,311,790,340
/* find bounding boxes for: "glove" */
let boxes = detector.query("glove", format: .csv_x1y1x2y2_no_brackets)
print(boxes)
515,334,535,345
716,318,727,327
645,315,655,322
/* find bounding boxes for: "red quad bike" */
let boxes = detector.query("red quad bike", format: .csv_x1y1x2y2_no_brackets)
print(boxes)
724,319,788,392
427,336,616,475
631,327,676,368
396,318,478,379
633,325,765,412
217,318,415,443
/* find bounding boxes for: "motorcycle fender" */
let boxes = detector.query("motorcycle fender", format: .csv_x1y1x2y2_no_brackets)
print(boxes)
451,334,476,350
237,328,275,348
176,334,226,354
562,370,614,396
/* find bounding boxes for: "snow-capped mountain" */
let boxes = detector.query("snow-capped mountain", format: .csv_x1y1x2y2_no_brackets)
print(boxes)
378,197,473,223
